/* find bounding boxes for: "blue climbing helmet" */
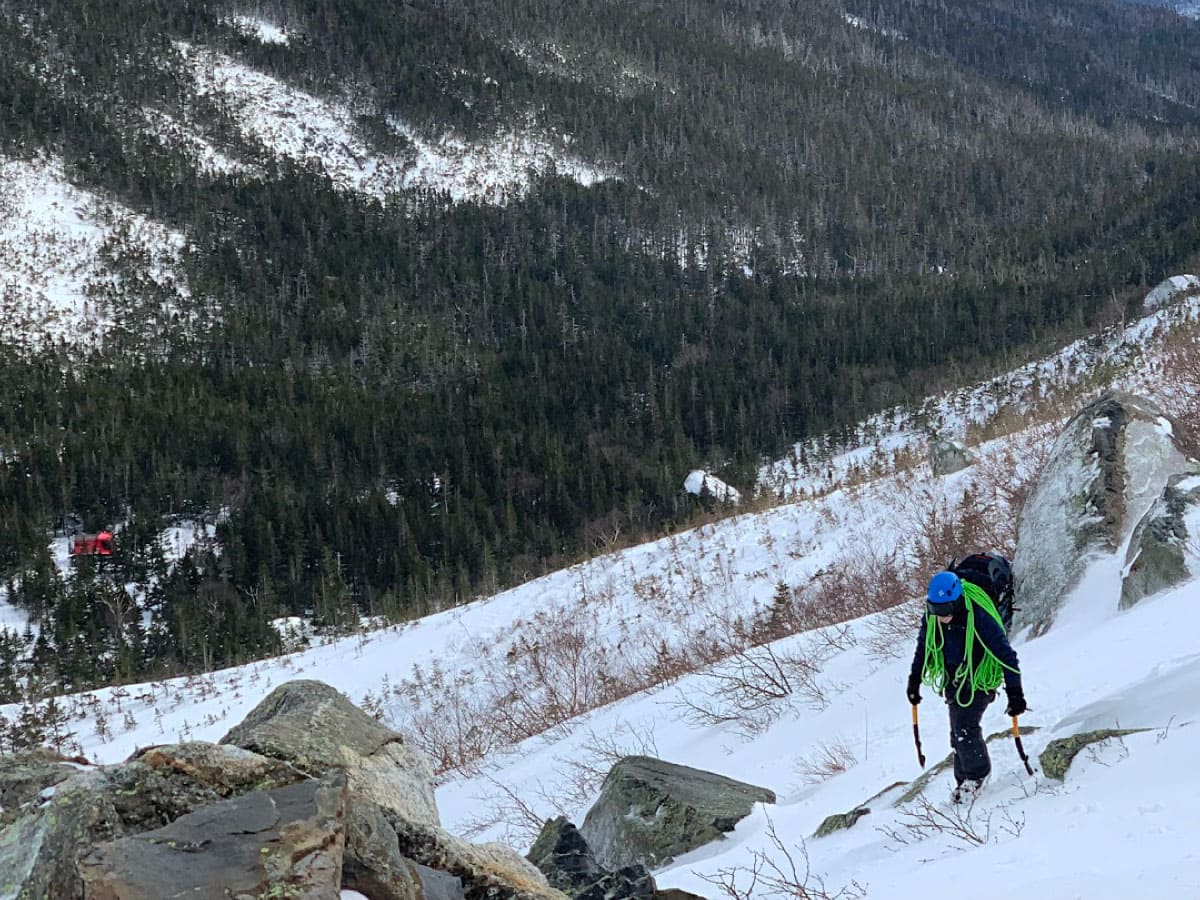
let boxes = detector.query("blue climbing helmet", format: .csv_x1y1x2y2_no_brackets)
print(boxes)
926,570,963,616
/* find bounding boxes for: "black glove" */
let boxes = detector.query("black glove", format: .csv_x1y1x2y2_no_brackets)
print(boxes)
906,673,922,706
1004,684,1027,717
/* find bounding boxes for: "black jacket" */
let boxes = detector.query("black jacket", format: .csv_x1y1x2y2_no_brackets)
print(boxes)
909,602,1022,693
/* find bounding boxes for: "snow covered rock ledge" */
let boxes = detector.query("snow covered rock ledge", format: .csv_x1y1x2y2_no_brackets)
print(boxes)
1014,392,1196,637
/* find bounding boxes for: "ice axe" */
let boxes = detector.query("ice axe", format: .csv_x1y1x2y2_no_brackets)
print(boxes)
907,705,926,768
1012,716,1035,776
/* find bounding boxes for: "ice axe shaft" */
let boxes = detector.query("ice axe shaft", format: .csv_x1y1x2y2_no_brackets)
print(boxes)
912,705,926,768
1012,716,1035,776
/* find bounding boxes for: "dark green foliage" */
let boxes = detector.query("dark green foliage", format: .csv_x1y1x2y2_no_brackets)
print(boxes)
0,0,1199,687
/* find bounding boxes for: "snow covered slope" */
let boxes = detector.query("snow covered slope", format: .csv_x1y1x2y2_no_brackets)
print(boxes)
3,292,1200,898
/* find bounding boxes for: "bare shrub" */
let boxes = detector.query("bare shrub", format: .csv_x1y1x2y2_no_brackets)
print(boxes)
862,597,922,662
881,795,1025,849
674,603,850,736
1157,319,1200,458
458,772,553,847
795,544,916,628
391,661,499,776
489,605,643,743
700,818,865,899
795,737,859,784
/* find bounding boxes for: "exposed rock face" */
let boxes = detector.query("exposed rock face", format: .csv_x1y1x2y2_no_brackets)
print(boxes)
80,775,348,899
1121,472,1200,609
220,678,440,827
528,815,655,900
1039,729,1149,780
929,437,976,477
0,680,565,900
389,814,567,900
579,756,775,871
0,746,87,826
105,742,306,832
1013,392,1195,636
0,770,125,900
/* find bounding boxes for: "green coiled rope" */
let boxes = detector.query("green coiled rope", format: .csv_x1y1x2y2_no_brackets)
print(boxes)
920,581,1020,707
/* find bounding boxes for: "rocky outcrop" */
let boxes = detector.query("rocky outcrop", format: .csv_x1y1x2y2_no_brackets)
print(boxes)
0,746,88,827
1039,729,1149,780
0,769,125,900
929,437,976,477
579,756,775,871
812,781,906,838
221,679,440,828
1013,392,1196,636
389,813,565,900
528,815,655,900
103,742,307,832
1121,472,1200,609
0,680,566,900
80,775,348,899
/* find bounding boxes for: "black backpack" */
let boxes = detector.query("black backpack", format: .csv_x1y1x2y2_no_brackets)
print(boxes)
951,552,1016,632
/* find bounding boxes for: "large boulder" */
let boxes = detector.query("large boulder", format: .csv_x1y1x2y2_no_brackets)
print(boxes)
578,756,775,871
0,769,126,900
0,747,88,827
342,802,466,900
105,742,307,831
1013,392,1196,636
929,437,976,477
0,742,308,899
1120,472,1200,609
80,774,348,899
220,679,439,827
222,680,562,900
528,815,655,900
388,813,567,900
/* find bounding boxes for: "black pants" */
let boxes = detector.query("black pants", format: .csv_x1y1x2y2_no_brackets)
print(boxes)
947,688,995,783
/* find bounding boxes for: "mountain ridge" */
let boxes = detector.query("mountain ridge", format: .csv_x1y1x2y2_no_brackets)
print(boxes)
2,0,1200,684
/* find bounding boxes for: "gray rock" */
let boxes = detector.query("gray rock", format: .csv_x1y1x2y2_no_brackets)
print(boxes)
812,781,906,838
0,769,125,900
1039,729,1149,780
80,774,347,899
221,679,439,827
0,746,87,827
1121,472,1200,608
342,800,428,900
929,437,976,477
387,812,568,900
528,815,655,900
414,862,469,900
108,742,306,831
1014,392,1194,636
579,756,775,871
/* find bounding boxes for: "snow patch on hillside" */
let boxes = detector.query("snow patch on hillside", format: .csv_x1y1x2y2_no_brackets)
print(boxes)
175,42,615,205
224,14,295,45
390,120,614,204
0,156,189,354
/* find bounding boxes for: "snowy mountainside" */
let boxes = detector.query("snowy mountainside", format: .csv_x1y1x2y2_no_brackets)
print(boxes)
4,288,1200,897
0,155,192,354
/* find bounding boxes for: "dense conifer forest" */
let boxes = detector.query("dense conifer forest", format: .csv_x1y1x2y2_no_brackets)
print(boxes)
1,0,1200,692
